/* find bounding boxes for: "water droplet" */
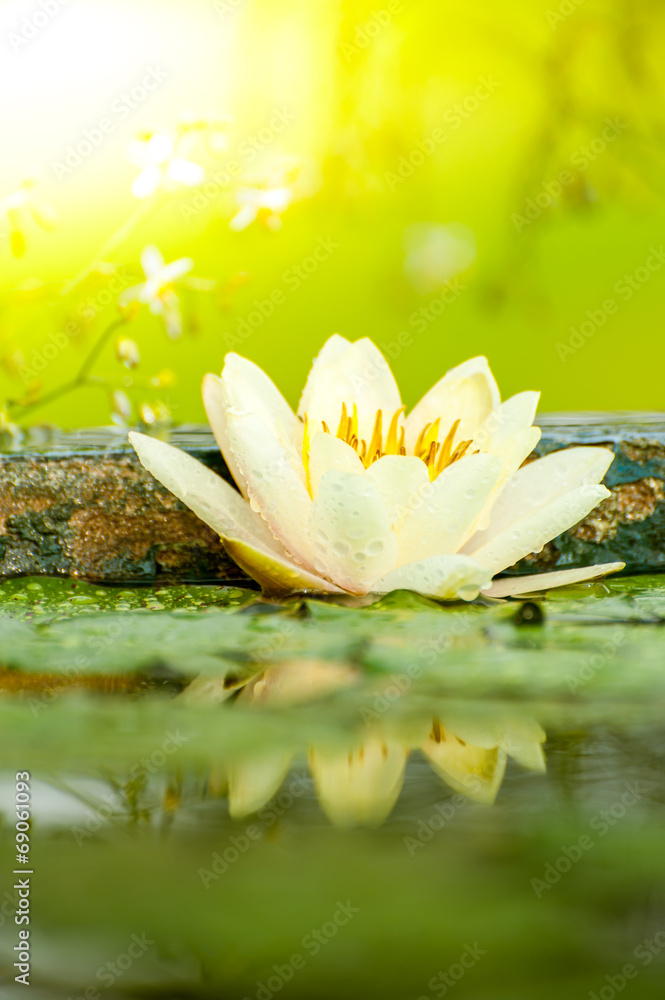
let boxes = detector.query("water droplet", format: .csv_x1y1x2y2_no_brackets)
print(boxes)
367,540,384,556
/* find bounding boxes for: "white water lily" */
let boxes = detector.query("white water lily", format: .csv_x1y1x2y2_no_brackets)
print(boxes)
130,336,624,600
422,713,546,805
181,659,549,824
189,660,406,827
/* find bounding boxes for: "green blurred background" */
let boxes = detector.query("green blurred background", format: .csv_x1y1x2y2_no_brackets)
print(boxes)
1,0,664,430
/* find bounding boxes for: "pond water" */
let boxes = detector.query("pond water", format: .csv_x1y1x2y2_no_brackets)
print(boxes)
1,576,665,999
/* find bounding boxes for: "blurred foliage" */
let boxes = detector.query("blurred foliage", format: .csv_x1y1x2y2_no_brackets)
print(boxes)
1,0,665,436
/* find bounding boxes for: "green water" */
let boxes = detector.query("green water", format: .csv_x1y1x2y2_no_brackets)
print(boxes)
1,576,665,998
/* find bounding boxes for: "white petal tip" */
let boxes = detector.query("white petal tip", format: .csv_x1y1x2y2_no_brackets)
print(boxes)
483,561,626,600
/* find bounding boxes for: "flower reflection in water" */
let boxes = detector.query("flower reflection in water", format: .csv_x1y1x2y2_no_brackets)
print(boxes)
182,658,547,827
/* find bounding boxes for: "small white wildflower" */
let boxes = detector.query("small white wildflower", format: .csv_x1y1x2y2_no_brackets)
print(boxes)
127,130,205,199
119,246,193,340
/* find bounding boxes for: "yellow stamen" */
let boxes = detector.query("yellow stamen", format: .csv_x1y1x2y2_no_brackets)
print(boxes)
414,421,431,457
431,719,444,743
336,402,348,440
421,417,441,455
302,403,473,479
397,425,406,455
424,440,439,479
302,413,311,494
350,402,359,442
435,418,461,475
450,439,473,463
367,409,383,464
385,406,406,454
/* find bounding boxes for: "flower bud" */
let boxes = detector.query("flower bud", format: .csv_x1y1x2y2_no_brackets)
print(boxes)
115,338,141,368
111,389,132,422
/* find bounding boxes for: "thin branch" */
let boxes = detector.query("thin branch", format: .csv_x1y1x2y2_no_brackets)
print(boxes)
8,316,126,419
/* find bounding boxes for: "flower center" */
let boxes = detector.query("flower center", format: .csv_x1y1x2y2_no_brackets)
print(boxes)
412,416,475,479
327,402,407,468
302,403,477,487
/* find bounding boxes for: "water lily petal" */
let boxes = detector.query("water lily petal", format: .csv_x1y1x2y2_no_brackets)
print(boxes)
222,538,345,595
309,470,398,593
228,751,295,818
309,739,407,827
466,484,611,575
471,446,614,548
204,356,304,503
297,334,352,418
483,561,625,599
364,455,431,530
396,453,502,564
248,661,359,705
129,433,333,593
300,338,401,444
372,553,492,600
222,352,302,448
307,432,364,498
218,355,307,499
405,356,500,452
475,390,540,449
466,425,542,535
223,409,314,568
202,373,249,498
423,731,507,804
128,431,282,554
493,426,542,478
440,712,546,772
501,722,547,772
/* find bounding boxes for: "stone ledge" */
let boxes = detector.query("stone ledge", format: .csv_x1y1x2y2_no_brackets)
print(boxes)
1,415,664,583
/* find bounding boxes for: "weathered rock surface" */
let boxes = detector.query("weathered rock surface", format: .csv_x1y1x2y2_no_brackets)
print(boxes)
516,413,665,576
0,426,248,584
1,415,664,583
